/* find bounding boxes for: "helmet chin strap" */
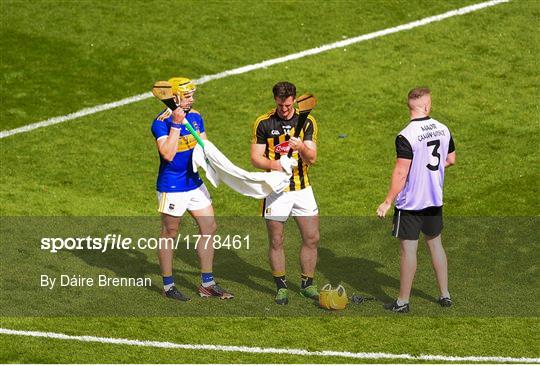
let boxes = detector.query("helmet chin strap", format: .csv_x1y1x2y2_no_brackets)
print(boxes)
179,96,191,114
173,94,192,114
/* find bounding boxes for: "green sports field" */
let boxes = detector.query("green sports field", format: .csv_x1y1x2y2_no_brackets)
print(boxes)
1,0,539,363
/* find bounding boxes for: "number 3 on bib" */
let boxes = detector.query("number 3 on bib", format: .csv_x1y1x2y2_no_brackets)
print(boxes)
426,139,441,171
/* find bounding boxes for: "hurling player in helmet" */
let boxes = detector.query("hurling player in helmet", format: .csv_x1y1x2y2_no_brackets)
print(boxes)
151,77,234,301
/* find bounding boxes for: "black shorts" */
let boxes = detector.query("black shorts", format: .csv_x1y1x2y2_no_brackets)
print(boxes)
392,206,443,240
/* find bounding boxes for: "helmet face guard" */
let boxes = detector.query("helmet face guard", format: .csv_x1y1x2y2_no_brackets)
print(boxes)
168,77,196,112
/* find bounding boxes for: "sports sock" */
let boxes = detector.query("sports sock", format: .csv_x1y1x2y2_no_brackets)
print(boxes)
201,272,215,287
300,273,313,289
162,275,174,292
272,271,287,290
396,298,409,306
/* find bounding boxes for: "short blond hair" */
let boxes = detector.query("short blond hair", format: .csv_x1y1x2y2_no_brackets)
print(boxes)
407,87,430,107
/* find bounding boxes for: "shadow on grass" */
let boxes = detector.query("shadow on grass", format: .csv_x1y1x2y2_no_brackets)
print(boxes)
177,247,276,295
318,247,435,303
73,244,276,297
71,248,198,297
71,234,439,304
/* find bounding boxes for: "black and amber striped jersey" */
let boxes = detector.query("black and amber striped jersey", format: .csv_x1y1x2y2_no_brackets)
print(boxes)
252,109,318,192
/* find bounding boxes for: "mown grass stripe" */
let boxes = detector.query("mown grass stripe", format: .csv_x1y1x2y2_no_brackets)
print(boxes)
0,0,509,139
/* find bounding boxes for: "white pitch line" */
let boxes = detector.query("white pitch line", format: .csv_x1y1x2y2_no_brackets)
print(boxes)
0,327,538,363
0,0,510,139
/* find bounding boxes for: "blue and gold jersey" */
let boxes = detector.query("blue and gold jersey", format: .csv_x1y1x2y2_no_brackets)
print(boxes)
151,109,205,192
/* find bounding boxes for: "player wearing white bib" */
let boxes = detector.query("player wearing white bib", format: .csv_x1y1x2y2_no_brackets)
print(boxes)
377,87,456,313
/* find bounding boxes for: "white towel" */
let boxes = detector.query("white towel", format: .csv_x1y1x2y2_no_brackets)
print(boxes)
192,140,296,199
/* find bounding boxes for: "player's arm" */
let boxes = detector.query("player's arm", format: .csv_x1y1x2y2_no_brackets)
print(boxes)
251,144,283,171
377,158,412,217
445,134,456,167
445,152,456,167
250,118,283,171
289,138,317,165
290,117,318,164
377,135,412,218
155,108,185,162
199,132,208,140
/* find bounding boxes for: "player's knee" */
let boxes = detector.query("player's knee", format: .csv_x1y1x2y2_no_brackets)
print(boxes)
161,226,178,238
197,217,217,236
425,234,441,244
269,235,284,250
206,221,217,235
303,232,319,248
400,242,417,256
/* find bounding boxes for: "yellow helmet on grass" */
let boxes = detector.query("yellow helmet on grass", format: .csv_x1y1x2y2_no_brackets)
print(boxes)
319,284,348,310
168,77,196,98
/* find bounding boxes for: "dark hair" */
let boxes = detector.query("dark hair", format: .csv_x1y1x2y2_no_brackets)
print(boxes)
272,81,296,99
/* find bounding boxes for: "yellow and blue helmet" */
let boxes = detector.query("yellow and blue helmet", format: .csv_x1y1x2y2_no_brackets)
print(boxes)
168,77,196,98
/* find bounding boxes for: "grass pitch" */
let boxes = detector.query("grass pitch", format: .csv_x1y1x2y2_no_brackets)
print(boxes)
1,0,539,363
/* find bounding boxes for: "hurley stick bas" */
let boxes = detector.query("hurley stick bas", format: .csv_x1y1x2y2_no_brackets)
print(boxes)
151,80,205,148
287,93,317,158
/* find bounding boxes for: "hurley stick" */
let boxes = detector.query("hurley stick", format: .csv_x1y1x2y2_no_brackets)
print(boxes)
287,94,317,158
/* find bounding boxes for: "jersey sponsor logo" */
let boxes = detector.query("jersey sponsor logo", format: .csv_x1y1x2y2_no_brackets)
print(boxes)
283,125,292,135
271,129,280,135
274,141,290,154
177,134,197,152
417,129,446,142
421,123,437,132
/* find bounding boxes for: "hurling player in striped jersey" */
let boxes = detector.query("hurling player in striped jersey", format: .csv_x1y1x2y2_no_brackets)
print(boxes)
251,81,320,305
